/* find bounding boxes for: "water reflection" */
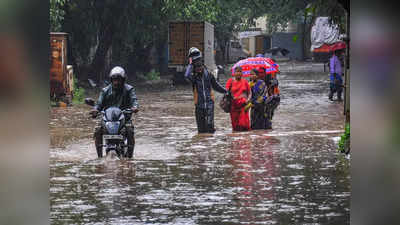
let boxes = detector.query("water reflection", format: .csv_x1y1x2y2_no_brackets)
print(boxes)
228,135,279,224
50,71,350,224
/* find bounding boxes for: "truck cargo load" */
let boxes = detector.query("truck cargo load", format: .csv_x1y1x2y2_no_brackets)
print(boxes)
50,32,74,104
168,21,216,84
311,17,344,62
310,17,341,51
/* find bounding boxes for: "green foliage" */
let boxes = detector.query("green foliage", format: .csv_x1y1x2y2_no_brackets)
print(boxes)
264,0,346,33
72,78,85,104
145,69,160,81
50,0,66,32
164,0,257,62
58,0,348,81
338,123,350,153
293,35,298,43
50,100,58,107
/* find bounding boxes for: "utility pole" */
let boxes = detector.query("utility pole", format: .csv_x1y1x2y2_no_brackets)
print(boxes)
344,10,350,124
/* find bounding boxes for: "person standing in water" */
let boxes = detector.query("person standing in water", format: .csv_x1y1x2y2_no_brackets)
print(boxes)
184,47,227,133
226,66,251,131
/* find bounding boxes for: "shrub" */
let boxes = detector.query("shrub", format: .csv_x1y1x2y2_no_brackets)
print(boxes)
338,123,350,153
146,69,160,80
72,78,85,104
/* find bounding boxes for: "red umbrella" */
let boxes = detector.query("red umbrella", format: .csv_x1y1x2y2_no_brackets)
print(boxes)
231,57,279,77
329,41,347,52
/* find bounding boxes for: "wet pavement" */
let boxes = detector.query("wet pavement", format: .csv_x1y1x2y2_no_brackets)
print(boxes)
50,66,349,224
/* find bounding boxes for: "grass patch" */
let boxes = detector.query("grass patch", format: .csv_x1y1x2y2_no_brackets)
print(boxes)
145,69,160,80
72,78,85,104
50,100,58,107
338,123,350,153
136,69,161,81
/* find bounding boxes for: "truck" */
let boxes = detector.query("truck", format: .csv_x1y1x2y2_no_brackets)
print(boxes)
50,32,74,104
168,21,217,84
311,17,342,62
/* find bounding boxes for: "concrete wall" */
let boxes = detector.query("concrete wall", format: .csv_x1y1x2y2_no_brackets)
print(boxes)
271,32,304,60
249,36,256,56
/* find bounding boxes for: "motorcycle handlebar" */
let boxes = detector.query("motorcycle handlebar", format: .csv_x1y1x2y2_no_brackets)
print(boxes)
90,109,137,119
122,109,133,114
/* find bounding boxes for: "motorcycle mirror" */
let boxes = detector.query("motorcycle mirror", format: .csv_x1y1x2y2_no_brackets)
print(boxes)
85,98,96,106
87,78,97,88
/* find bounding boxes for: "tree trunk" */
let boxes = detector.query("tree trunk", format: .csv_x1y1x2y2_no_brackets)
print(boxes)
90,24,114,83
225,40,229,64
156,40,167,75
220,42,226,64
305,16,317,61
302,10,307,61
127,41,153,80
89,0,129,83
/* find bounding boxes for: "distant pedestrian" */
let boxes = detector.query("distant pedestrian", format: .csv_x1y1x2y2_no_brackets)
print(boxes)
329,50,343,101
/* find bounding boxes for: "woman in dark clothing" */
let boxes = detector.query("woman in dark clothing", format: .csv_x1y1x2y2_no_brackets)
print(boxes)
260,67,280,128
249,69,271,129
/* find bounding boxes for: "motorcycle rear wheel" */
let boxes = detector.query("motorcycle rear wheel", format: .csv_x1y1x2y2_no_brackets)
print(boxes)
125,146,134,158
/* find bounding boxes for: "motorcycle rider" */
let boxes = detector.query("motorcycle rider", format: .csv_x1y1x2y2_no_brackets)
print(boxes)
184,47,227,133
90,66,139,158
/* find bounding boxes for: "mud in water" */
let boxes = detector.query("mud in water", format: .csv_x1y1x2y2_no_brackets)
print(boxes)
50,70,349,224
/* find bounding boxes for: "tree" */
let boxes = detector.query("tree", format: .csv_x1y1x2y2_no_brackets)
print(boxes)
256,0,346,59
63,0,159,81
50,0,67,32
163,0,256,62
56,0,348,83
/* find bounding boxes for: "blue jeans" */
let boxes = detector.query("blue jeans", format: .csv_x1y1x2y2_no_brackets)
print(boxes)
329,78,343,100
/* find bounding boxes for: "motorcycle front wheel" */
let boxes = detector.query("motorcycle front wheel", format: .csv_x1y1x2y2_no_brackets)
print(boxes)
125,138,135,158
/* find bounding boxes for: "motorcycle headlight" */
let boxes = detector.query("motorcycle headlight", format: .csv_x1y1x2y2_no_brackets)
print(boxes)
105,121,120,134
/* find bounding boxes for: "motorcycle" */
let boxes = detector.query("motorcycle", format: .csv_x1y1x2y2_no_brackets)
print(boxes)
85,98,135,158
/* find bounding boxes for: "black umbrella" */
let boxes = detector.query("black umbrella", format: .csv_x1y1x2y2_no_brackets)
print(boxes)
265,47,290,56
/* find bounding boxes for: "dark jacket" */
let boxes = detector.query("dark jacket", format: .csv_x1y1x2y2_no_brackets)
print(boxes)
184,64,226,108
95,83,139,111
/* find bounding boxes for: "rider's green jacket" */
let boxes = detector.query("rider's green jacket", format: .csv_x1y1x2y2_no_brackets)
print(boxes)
94,84,139,111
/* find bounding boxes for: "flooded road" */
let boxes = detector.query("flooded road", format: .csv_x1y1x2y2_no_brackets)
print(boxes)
50,68,349,224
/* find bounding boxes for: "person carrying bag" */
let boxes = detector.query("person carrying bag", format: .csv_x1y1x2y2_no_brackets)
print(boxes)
219,83,232,113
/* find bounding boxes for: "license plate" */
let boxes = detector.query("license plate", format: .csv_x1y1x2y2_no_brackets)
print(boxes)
103,135,123,140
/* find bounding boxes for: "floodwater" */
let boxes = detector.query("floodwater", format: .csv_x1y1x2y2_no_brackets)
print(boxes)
50,68,349,224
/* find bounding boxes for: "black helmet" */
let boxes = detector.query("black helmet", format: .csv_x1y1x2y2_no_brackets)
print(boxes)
109,66,126,82
188,47,202,62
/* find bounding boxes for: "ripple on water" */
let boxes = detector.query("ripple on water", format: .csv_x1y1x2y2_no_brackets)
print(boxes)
286,164,305,170
50,73,349,224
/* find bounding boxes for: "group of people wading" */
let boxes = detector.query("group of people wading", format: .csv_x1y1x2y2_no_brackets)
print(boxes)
184,47,280,133
88,47,280,158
